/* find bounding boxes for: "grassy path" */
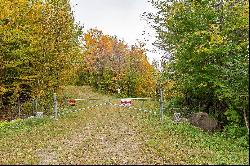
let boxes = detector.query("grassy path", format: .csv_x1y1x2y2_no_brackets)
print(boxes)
0,100,162,164
0,86,248,165
35,106,162,165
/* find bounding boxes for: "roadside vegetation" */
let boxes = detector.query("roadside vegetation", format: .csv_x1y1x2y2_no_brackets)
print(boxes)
0,0,249,164
0,86,248,165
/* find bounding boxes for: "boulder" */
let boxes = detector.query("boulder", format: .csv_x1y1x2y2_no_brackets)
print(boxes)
189,112,218,132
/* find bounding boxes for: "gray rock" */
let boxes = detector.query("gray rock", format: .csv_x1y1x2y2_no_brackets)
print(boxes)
189,112,218,132
36,112,43,118
173,113,181,122
179,118,189,123
172,113,189,123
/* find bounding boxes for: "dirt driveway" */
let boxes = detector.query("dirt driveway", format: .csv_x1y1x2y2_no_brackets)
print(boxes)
35,104,164,165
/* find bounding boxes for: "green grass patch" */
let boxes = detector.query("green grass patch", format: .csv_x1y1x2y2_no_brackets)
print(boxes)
0,117,51,137
140,113,249,165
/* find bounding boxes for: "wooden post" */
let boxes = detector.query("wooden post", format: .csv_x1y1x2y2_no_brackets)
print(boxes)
64,97,67,106
35,99,38,113
243,109,249,134
32,99,35,116
53,93,57,119
18,99,21,118
141,100,145,109
32,99,38,116
160,88,164,122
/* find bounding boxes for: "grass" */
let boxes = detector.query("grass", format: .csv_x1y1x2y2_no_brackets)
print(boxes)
0,85,249,165
140,115,249,165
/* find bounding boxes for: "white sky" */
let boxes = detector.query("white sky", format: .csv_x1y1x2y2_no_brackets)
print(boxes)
69,0,163,63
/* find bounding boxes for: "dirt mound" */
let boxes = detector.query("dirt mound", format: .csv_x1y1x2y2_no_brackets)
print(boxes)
189,112,218,132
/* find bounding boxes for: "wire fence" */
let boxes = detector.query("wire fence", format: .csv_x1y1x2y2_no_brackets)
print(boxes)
57,99,158,117
13,96,159,123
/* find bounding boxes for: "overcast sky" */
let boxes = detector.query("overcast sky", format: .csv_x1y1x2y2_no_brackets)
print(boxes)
69,0,162,63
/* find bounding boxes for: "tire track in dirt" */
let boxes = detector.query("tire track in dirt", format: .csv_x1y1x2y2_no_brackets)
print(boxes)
36,105,164,164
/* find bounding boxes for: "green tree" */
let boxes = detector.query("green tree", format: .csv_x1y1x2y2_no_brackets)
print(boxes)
148,0,249,132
